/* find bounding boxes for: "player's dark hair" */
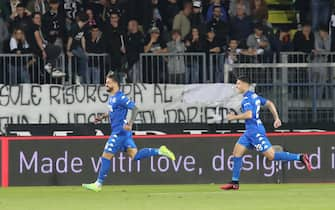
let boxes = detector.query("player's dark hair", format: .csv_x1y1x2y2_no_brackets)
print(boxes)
106,72,120,86
237,75,251,84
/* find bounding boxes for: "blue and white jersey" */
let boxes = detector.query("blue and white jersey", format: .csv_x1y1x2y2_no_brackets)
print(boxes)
107,91,135,134
241,91,267,132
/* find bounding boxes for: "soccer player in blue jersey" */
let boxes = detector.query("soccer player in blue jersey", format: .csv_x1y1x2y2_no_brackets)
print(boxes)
82,73,175,192
221,76,312,190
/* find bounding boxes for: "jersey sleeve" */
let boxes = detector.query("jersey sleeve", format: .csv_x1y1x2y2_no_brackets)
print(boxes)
259,96,268,106
242,99,252,112
119,94,135,109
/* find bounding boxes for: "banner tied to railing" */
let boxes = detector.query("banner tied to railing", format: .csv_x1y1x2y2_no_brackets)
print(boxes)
0,84,246,132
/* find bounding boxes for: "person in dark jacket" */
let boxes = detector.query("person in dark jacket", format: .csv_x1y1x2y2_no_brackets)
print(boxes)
293,22,315,53
86,25,106,84
125,19,144,83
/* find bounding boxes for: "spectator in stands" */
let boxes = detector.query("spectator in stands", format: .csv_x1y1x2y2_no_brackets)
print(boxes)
172,1,192,39
293,22,314,53
26,12,64,78
246,23,271,55
207,5,229,47
312,24,331,98
141,0,165,36
311,0,331,31
331,10,335,51
143,26,168,83
229,0,250,17
125,19,144,83
226,38,242,65
67,12,90,84
9,0,21,14
32,0,49,15
185,27,203,83
8,3,31,33
294,0,310,26
161,0,179,31
103,11,126,74
250,0,268,23
103,0,127,28
203,27,221,54
63,0,84,32
0,11,9,53
167,29,186,83
203,27,223,82
86,8,103,28
63,0,84,21
190,0,206,33
206,0,229,23
86,25,105,84
0,1,11,20
185,26,203,52
9,28,31,84
42,0,65,48
229,2,254,48
226,38,248,81
314,24,331,54
86,25,105,53
226,38,261,62
272,27,293,54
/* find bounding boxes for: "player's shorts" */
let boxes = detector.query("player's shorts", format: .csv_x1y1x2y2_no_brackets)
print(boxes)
103,131,137,154
237,130,272,152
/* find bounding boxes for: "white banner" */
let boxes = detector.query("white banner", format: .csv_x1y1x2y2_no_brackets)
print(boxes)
0,84,245,133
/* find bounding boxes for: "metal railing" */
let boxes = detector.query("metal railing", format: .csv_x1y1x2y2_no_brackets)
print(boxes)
139,53,206,84
224,52,335,123
0,54,66,84
1,52,334,123
67,53,110,84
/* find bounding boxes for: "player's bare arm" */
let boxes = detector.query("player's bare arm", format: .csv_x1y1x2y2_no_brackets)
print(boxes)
265,100,282,128
227,110,252,121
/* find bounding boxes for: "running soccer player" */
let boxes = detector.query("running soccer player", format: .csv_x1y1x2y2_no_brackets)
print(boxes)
82,73,175,192
221,76,312,190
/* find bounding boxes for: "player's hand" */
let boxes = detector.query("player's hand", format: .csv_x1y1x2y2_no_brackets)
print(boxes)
124,123,132,131
273,119,282,128
227,112,236,121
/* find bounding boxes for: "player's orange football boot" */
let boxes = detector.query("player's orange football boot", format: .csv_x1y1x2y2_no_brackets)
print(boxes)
220,182,239,190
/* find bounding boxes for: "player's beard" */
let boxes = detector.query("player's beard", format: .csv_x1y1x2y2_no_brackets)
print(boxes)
106,86,113,93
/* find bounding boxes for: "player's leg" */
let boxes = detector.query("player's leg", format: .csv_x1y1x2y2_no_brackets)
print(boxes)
262,143,312,172
133,146,175,160
232,143,248,181
125,134,175,161
82,135,120,192
221,135,250,190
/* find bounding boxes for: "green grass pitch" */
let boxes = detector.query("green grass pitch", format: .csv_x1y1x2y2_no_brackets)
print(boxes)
1,184,334,210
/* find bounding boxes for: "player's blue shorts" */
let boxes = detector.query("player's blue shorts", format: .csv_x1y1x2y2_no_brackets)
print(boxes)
104,131,137,154
237,130,272,152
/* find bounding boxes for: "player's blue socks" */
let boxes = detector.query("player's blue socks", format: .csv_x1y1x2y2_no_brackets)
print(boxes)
134,148,159,160
232,157,243,181
274,152,300,161
96,157,111,185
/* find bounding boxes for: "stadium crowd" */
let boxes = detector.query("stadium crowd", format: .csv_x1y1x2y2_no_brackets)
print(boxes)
0,0,334,83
